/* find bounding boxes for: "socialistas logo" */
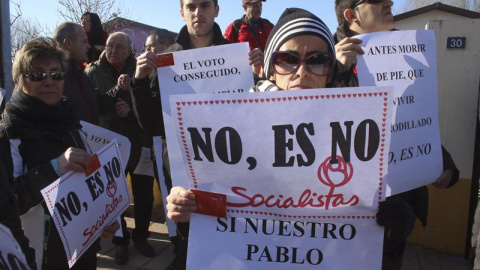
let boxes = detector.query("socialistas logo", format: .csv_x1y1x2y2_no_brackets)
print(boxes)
227,156,359,211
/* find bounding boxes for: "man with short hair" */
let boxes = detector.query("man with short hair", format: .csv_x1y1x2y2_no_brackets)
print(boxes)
85,32,156,265
333,1,459,270
131,1,248,269
223,0,273,52
143,29,175,54
333,0,395,87
53,22,99,124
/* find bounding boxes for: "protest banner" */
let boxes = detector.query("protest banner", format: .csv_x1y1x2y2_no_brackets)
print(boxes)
356,30,443,195
0,224,31,270
188,214,383,270
170,86,392,269
80,120,131,167
41,140,130,268
80,121,131,238
157,42,254,189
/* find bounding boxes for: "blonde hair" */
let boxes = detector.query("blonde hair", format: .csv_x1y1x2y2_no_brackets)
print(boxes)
12,37,67,92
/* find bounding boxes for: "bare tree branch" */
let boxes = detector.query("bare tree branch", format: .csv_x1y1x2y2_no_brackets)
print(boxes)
9,0,132,59
57,0,131,25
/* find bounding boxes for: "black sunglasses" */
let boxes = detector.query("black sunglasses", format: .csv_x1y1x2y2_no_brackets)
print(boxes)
271,51,335,76
24,71,66,82
351,0,387,9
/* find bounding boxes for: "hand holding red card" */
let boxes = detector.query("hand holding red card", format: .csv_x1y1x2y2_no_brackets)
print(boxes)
191,189,227,218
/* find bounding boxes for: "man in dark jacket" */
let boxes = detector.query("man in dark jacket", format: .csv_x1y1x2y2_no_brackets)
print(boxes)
53,22,100,125
223,0,273,52
333,1,460,269
131,1,229,269
333,0,396,88
85,32,156,265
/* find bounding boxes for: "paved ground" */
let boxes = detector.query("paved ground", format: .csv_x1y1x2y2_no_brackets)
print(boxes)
97,206,473,270
97,206,174,270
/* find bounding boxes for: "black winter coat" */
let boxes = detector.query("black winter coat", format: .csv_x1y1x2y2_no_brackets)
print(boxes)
0,91,100,269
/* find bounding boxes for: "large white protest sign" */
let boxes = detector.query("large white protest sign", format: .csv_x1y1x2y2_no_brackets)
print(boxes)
188,214,383,270
171,87,392,219
356,30,443,195
41,140,130,268
0,224,31,270
158,42,254,188
169,87,391,269
80,121,131,167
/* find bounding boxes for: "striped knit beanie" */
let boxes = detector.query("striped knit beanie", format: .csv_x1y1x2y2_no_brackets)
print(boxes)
264,8,335,79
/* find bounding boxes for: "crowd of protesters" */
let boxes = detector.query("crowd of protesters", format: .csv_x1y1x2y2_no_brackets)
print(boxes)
0,1,467,270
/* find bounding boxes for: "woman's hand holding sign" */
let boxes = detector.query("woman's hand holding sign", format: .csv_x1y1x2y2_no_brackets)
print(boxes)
57,147,92,175
166,186,197,223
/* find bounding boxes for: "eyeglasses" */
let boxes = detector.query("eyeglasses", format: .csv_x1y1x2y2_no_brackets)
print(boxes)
271,51,335,76
106,44,129,51
351,0,387,9
24,71,66,81
143,42,164,52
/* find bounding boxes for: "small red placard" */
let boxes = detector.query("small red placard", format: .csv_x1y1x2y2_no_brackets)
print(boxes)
156,53,175,67
191,189,227,218
85,154,100,176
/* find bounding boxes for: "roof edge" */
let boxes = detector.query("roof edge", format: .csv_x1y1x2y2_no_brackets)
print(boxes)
394,2,480,21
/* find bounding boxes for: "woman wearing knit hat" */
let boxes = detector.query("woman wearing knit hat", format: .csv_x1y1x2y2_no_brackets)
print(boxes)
166,8,415,270
252,7,337,92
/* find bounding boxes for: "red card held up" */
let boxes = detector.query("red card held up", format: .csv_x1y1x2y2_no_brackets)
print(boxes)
85,154,100,176
156,53,175,68
191,189,227,218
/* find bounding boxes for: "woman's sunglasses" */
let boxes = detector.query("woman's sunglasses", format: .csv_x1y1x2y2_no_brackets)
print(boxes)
271,51,335,76
351,0,387,9
24,71,66,82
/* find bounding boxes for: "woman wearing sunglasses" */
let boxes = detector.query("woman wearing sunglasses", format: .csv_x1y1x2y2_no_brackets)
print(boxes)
0,37,118,270
251,8,336,92
166,8,415,270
